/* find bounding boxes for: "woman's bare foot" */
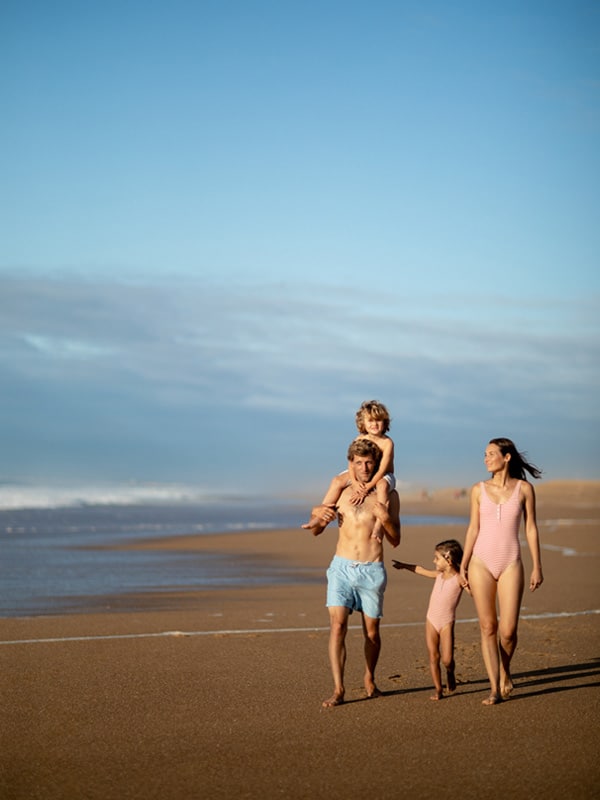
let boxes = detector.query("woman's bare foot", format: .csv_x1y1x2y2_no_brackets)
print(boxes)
430,690,444,701
301,517,320,531
482,692,502,706
364,675,383,699
500,674,514,699
322,692,345,708
446,668,457,693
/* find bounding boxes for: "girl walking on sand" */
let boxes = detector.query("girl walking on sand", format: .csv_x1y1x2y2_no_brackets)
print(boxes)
393,540,467,700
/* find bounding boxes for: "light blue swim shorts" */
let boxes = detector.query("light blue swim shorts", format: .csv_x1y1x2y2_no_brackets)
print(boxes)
326,555,387,619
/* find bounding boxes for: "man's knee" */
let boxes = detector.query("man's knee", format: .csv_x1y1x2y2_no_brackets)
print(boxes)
363,620,381,647
329,613,349,638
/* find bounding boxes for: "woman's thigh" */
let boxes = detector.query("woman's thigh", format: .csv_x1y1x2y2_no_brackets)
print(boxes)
468,556,498,628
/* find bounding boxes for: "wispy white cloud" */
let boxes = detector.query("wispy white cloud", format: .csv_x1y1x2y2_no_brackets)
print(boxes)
21,334,116,359
0,273,598,486
1,274,598,410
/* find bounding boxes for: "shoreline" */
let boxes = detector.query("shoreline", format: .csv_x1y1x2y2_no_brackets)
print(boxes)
1,480,598,798
1,480,597,619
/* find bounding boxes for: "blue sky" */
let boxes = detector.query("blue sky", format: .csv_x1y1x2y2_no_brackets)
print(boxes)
1,1,598,497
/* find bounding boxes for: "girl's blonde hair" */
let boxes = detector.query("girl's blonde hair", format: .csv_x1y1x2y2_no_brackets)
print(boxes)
355,400,391,434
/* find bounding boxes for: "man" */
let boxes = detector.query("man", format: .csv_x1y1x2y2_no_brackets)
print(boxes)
305,438,401,707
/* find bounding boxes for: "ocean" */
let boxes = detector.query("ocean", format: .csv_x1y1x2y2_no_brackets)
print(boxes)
0,488,467,617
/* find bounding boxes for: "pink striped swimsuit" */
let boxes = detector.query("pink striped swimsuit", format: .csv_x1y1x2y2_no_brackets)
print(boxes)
473,481,522,580
426,573,463,633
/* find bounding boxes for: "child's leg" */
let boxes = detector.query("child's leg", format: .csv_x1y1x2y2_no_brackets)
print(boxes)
439,623,457,692
425,620,443,700
370,478,390,540
301,475,346,530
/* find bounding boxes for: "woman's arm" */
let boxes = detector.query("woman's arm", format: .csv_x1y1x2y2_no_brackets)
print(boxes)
522,481,543,591
460,483,481,587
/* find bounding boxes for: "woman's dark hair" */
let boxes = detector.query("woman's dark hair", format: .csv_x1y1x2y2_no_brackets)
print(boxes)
436,539,464,571
489,437,543,480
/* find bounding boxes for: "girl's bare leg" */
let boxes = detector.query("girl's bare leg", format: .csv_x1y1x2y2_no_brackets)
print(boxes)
425,621,443,700
439,623,457,693
497,561,525,698
469,557,502,705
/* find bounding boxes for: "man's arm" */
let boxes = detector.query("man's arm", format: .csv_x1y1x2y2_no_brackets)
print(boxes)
372,490,400,548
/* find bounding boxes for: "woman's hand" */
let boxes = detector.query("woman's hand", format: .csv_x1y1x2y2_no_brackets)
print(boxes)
529,566,544,592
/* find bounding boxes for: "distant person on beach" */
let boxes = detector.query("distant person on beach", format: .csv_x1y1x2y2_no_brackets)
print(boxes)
304,438,401,707
460,437,543,705
302,400,396,541
392,539,468,700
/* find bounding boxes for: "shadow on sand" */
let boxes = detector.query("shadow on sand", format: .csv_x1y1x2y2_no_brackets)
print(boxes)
374,658,600,703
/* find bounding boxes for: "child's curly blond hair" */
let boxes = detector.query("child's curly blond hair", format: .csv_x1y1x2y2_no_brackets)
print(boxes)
355,400,391,434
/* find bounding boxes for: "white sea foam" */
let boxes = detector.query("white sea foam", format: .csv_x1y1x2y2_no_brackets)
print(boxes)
0,483,239,511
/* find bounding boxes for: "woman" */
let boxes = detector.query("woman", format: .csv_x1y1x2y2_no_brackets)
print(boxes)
460,437,543,705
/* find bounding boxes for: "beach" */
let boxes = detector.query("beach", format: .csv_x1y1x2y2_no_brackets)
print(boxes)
1,480,599,799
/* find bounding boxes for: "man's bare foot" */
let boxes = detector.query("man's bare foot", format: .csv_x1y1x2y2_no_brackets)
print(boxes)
482,692,502,706
446,669,457,693
322,692,344,708
430,690,444,701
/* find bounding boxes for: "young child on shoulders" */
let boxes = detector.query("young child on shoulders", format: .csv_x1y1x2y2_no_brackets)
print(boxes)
301,400,396,540
392,539,468,700
350,399,395,507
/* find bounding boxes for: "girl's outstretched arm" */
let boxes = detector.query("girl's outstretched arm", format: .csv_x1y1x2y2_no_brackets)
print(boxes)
391,561,437,578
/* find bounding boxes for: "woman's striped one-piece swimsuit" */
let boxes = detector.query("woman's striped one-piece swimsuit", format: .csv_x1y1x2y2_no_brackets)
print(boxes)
473,480,522,580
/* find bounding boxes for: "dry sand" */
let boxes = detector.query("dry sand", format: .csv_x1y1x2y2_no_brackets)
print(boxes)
1,480,599,799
